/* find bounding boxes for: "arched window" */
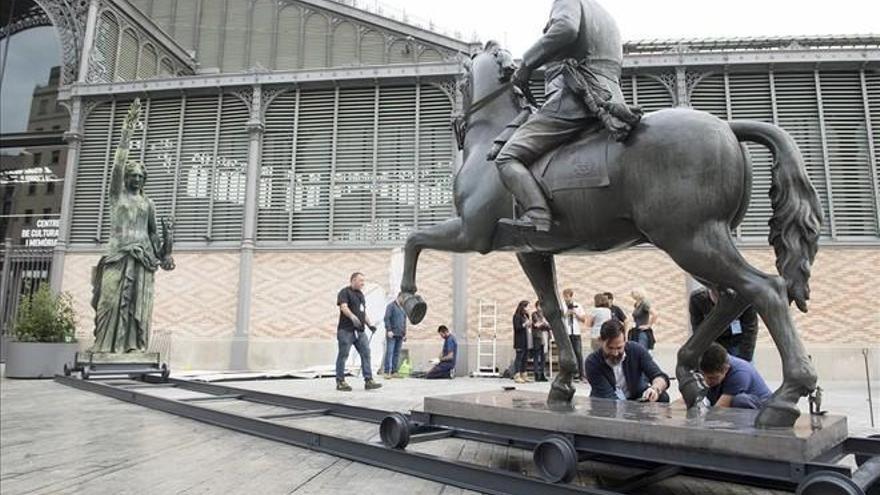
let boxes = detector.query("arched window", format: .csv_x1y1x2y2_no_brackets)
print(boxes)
360,30,384,66
92,12,120,82
117,29,139,81
275,5,303,70
331,21,357,67
138,44,158,79
302,13,329,68
389,39,414,64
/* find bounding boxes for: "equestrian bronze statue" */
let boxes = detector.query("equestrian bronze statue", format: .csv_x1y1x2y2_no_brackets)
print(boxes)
398,0,822,428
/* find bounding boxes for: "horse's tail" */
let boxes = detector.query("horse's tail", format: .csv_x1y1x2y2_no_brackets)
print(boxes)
729,121,823,313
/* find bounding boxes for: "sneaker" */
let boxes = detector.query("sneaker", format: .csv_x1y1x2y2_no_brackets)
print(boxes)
391,373,403,379
365,379,383,390
336,380,352,392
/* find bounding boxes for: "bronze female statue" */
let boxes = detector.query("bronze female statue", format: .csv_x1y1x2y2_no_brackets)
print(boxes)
398,43,822,428
91,99,175,354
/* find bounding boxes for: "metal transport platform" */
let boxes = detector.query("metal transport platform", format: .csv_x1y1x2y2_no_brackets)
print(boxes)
54,374,879,495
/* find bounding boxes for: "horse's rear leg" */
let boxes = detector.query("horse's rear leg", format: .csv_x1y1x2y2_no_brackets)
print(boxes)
400,217,470,324
655,222,817,427
516,252,577,405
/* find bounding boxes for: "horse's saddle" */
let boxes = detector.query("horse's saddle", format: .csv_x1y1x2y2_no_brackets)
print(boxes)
530,124,611,195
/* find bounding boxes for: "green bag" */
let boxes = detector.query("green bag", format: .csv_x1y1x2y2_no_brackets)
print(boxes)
397,357,412,377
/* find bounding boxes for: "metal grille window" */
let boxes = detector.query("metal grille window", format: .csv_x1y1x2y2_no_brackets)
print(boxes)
820,71,878,237
92,12,120,83
303,13,330,69
70,95,248,245
632,75,674,113
689,73,726,118
117,29,140,82
249,0,276,69
172,0,199,52
222,0,249,72
275,5,302,70
360,31,385,66
726,72,775,239
331,21,358,67
138,44,158,79
258,83,455,245
197,0,225,70
774,71,831,237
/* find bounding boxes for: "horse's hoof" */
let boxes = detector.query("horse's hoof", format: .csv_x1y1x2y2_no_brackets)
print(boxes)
547,380,575,405
677,374,706,409
401,293,427,324
755,399,800,428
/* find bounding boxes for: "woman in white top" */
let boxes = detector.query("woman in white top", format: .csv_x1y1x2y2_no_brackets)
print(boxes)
588,293,613,351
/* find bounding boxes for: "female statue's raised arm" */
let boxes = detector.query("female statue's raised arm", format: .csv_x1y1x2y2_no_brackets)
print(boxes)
109,98,142,203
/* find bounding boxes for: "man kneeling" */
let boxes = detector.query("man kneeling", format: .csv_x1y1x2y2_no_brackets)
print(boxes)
426,325,457,379
699,343,772,409
586,320,670,402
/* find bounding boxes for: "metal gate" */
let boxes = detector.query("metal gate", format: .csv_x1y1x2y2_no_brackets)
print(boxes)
0,240,53,361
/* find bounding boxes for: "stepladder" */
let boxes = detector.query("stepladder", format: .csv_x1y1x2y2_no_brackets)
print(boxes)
471,299,500,377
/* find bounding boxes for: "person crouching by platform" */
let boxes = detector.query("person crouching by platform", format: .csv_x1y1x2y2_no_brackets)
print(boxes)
699,343,772,409
426,325,458,379
586,319,670,402
335,272,381,392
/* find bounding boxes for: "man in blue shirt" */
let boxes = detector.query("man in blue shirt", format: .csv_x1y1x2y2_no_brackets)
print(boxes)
699,343,772,409
383,296,407,378
585,320,670,402
426,325,457,379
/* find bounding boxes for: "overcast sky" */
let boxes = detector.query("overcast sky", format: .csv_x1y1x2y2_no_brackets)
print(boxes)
1,0,876,137
0,27,59,137
374,0,879,55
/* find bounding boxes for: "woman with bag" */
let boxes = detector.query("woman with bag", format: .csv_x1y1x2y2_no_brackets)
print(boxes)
630,289,658,351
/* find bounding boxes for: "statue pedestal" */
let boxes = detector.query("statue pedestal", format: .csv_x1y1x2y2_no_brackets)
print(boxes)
422,390,847,463
66,351,168,380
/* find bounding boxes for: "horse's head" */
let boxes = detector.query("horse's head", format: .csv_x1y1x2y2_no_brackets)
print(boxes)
461,40,517,112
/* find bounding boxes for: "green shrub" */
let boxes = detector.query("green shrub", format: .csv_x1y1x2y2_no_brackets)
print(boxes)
13,285,77,343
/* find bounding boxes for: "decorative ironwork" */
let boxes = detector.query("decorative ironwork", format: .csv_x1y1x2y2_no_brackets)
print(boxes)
33,0,90,86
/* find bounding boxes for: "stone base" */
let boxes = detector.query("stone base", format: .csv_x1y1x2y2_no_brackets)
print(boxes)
423,390,848,463
76,351,160,366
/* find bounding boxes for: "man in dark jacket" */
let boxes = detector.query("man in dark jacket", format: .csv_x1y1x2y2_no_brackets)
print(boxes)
689,287,758,362
492,0,640,232
383,295,407,378
586,319,670,402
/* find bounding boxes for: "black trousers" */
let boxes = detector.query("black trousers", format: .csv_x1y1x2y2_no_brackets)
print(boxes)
569,334,584,379
514,348,528,374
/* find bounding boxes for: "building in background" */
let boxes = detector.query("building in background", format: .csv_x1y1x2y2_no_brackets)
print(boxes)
0,1,877,379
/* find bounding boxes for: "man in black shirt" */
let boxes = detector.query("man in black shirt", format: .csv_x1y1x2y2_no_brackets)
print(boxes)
604,292,627,327
335,272,382,391
689,287,758,362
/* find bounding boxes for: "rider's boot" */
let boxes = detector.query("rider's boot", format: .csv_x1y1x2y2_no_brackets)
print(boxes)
496,159,552,232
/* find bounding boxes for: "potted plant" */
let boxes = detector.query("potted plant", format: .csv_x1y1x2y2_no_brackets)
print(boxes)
4,285,78,378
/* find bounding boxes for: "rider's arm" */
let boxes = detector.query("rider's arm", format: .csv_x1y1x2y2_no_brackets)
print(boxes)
521,0,582,72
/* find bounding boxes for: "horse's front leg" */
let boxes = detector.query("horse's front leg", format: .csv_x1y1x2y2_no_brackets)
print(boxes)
516,252,576,405
400,217,470,324
677,289,750,408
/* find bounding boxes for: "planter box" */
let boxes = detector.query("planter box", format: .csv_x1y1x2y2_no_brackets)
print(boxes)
5,341,79,378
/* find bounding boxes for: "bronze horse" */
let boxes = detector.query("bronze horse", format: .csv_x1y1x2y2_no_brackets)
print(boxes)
399,43,822,428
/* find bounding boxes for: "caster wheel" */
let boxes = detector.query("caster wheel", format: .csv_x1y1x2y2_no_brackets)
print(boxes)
533,434,578,484
797,471,863,495
379,413,412,450
63,363,71,377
